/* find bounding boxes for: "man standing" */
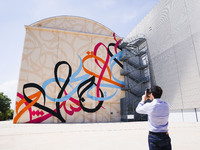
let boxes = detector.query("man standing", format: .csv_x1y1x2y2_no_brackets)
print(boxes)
136,85,172,150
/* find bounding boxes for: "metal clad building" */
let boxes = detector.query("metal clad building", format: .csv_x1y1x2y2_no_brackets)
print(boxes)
126,0,200,122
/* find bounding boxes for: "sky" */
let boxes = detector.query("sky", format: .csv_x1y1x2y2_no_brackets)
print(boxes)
0,0,159,109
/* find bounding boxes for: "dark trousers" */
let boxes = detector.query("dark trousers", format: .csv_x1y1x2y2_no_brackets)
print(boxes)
148,131,172,150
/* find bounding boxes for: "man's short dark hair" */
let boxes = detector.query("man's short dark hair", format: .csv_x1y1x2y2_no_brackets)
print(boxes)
150,86,163,98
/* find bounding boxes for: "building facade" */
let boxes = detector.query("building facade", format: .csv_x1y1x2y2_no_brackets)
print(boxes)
14,0,200,123
14,16,125,123
127,0,200,122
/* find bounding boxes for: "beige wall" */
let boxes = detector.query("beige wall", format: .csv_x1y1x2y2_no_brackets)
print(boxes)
14,16,125,123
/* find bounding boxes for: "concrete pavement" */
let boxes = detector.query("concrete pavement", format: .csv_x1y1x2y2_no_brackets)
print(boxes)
0,120,200,150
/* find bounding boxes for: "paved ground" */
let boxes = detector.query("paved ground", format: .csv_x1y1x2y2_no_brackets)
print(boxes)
0,120,200,150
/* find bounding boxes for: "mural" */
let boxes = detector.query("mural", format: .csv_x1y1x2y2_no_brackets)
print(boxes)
14,16,125,123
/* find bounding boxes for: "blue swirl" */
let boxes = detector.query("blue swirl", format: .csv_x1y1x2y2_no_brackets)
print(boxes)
110,51,125,85
42,56,89,102
86,83,119,101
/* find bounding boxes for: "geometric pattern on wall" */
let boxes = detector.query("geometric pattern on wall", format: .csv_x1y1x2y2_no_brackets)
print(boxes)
14,16,125,123
126,0,200,110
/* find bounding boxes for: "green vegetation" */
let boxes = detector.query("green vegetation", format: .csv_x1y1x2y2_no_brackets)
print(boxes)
0,92,14,121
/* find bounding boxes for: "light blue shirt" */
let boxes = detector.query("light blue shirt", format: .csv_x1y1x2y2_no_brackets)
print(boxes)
136,98,169,132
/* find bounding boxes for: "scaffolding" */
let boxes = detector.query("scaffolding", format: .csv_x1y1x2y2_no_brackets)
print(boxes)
119,38,151,121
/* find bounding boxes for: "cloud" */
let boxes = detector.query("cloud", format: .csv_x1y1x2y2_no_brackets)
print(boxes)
0,80,18,109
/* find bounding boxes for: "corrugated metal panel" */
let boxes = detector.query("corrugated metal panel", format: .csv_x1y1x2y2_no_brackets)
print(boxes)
127,0,200,110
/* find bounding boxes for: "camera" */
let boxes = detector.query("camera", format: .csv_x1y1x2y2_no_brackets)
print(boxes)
146,88,151,97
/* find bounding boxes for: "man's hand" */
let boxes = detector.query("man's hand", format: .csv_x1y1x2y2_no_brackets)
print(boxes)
141,91,148,103
141,91,154,103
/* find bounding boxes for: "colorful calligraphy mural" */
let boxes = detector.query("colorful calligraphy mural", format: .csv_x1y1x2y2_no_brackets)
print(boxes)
14,16,125,123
